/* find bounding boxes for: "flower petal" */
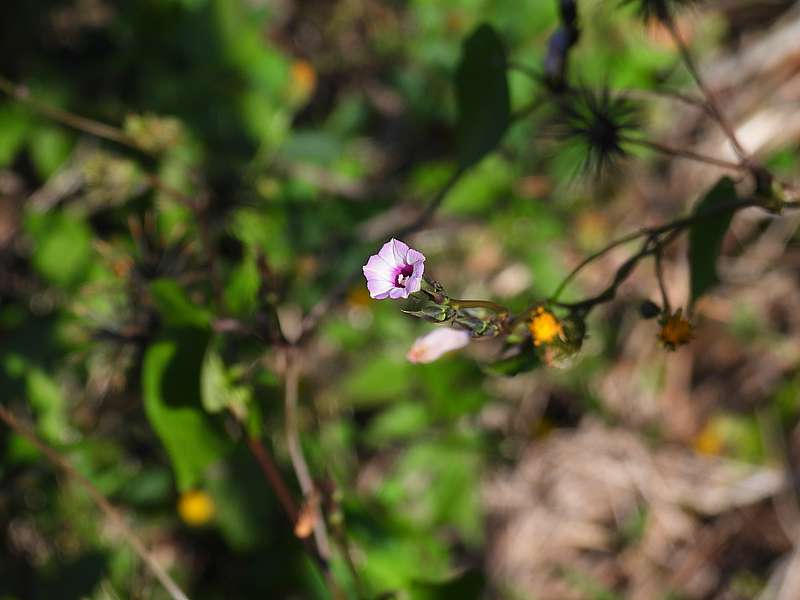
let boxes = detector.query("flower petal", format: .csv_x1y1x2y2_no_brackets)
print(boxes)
407,328,471,363
363,254,394,278
405,260,424,294
378,238,409,267
366,278,394,299
388,286,408,299
405,248,426,266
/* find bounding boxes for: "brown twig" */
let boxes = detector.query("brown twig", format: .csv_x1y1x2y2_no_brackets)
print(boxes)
0,75,139,150
283,350,332,560
0,405,191,600
662,14,751,165
245,435,299,522
623,136,747,171
654,246,672,314
549,197,758,307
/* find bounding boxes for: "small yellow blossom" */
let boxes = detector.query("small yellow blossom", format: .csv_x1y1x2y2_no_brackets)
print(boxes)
289,60,317,102
658,308,693,351
178,490,215,527
529,306,564,347
694,421,724,456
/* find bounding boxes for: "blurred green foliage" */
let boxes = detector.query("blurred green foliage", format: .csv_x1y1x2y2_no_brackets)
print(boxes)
1,1,798,599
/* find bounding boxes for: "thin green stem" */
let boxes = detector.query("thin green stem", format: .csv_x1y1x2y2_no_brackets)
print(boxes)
450,299,510,315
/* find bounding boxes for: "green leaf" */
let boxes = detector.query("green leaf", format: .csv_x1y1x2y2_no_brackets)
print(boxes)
223,254,259,316
29,125,73,179
688,177,738,304
364,403,431,447
0,103,32,167
26,368,72,444
200,345,251,417
455,24,510,169
149,279,212,328
342,356,413,406
142,331,229,491
25,212,92,289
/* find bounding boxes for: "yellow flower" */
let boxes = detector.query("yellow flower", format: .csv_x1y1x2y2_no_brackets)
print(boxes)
658,308,693,351
694,421,724,456
178,490,215,527
529,306,564,347
289,60,317,103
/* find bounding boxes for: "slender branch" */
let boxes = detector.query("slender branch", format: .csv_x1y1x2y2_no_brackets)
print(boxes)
245,436,299,522
283,350,332,561
549,197,757,305
662,14,749,164
623,136,747,171
554,235,657,311
394,166,466,242
549,229,648,303
0,405,191,600
620,87,709,113
450,299,510,315
0,75,138,149
243,414,334,581
654,246,672,314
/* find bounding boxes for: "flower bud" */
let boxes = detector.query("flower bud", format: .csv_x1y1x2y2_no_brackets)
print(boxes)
639,299,661,319
407,328,471,364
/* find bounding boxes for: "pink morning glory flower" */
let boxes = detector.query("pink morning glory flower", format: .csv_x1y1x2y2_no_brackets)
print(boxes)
362,238,425,300
407,328,471,363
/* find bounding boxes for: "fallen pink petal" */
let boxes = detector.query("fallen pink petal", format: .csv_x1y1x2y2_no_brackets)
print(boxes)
362,238,426,300
407,328,471,363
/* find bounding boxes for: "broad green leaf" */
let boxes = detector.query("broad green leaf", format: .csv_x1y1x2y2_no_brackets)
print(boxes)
142,331,229,491
25,212,92,289
149,279,212,328
688,177,738,304
455,24,510,169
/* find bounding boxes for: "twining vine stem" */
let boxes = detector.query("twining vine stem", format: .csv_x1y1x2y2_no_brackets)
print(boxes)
548,197,760,308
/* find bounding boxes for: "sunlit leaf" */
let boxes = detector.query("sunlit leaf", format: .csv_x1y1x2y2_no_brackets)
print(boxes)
149,279,212,328
25,212,92,289
223,254,260,316
201,345,250,417
142,331,229,491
